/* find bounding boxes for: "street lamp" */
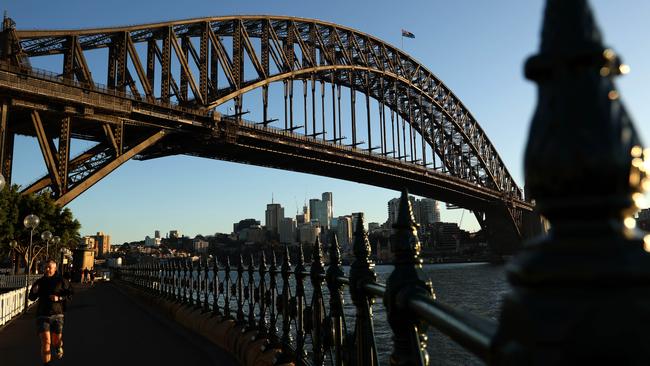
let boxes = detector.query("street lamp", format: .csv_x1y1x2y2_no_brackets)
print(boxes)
23,214,39,312
41,230,52,260
9,239,17,275
52,236,61,273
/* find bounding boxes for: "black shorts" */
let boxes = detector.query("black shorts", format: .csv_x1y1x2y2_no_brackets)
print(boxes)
36,315,64,334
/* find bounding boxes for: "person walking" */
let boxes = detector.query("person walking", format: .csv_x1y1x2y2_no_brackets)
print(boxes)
28,259,73,365
89,268,95,286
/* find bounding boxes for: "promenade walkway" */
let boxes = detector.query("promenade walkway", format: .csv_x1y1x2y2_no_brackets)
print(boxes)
0,281,238,366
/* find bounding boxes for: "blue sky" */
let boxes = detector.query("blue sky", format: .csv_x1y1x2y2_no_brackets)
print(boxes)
4,0,650,244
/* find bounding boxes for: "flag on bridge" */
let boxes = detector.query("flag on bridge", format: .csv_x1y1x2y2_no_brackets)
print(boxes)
401,29,415,39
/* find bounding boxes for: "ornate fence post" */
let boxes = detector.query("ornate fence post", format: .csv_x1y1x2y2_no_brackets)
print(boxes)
174,260,181,302
349,213,378,366
247,254,256,329
280,245,293,347
494,0,650,363
384,189,433,366
310,236,326,366
295,243,307,364
164,261,170,299
224,256,232,318
188,258,194,306
212,256,221,316
258,251,269,334
202,257,210,312
268,250,279,342
326,234,346,366
236,254,245,323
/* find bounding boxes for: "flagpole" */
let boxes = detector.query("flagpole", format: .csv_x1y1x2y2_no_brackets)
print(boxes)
401,35,403,50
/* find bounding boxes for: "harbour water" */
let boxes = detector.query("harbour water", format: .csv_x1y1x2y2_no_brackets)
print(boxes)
167,260,510,365
370,262,509,365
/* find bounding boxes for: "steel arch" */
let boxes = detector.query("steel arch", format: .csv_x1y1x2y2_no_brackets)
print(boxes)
14,16,522,200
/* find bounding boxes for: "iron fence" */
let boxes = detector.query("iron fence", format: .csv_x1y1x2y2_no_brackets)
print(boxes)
116,191,494,365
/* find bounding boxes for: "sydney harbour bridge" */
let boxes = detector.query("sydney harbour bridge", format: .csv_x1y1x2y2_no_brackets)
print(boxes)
0,16,537,252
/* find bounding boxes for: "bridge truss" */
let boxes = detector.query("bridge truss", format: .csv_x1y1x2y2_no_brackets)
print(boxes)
0,16,536,251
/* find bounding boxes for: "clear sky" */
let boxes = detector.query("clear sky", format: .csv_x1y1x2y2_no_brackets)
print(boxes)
4,0,650,244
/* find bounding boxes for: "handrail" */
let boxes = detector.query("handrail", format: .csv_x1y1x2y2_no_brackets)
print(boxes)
408,293,495,361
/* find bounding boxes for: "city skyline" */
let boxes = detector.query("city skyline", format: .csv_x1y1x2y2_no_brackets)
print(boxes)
4,0,650,244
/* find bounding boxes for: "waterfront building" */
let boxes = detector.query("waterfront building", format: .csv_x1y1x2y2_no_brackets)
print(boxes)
192,236,209,253
233,219,261,234
144,235,161,247
431,222,469,253
239,225,265,244
265,203,284,234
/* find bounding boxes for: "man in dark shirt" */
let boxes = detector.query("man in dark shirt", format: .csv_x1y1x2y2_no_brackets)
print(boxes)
29,259,73,366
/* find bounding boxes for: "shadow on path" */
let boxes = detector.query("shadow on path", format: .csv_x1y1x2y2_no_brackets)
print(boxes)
0,281,238,366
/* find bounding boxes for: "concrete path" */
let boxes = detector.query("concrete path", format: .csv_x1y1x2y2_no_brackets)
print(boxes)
0,281,238,366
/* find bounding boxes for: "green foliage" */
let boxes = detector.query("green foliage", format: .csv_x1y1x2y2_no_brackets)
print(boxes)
0,184,81,263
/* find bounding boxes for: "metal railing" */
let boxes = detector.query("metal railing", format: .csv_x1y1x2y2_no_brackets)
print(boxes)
0,274,40,289
0,285,35,327
116,192,495,365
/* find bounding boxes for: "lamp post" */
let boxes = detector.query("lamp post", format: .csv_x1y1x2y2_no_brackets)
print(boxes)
41,230,52,261
52,236,60,272
9,239,17,275
23,214,39,312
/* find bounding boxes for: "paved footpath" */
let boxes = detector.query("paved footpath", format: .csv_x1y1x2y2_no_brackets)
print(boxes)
0,281,238,366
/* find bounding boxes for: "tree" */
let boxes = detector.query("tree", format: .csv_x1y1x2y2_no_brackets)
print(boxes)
0,185,81,273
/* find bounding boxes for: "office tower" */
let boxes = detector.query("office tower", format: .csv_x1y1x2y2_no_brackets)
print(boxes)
322,192,333,226
336,215,353,253
265,203,284,234
418,198,440,225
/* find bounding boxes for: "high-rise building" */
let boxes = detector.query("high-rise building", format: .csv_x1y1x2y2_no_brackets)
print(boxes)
309,192,334,229
418,198,440,225
265,203,284,234
387,196,439,227
169,230,181,239
296,204,310,224
279,217,297,244
309,199,322,225
322,192,333,227
154,230,161,239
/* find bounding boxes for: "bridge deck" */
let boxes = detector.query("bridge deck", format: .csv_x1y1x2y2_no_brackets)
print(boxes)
0,281,238,366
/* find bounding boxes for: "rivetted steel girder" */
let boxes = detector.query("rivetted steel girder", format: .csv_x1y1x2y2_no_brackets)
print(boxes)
14,16,523,201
